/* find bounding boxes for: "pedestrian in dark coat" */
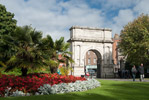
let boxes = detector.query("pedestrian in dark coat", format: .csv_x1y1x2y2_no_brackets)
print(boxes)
131,65,137,81
138,63,144,82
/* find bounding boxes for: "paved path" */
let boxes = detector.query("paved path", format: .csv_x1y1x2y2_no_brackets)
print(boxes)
96,78,149,82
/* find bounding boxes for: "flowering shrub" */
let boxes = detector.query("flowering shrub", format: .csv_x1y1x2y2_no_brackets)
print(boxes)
2,78,100,97
10,90,30,97
35,78,100,95
0,73,86,97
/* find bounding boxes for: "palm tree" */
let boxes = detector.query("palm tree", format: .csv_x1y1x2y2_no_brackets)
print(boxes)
6,25,47,76
55,37,74,66
40,35,74,73
39,35,57,73
46,36,74,73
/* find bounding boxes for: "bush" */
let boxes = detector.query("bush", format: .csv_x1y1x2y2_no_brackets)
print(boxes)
0,73,86,97
37,78,100,94
59,66,73,76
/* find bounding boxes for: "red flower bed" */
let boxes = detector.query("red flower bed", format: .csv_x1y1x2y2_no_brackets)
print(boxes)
0,73,86,97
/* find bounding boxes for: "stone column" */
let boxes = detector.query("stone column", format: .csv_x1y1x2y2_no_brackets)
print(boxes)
79,45,81,66
103,44,106,64
109,46,112,64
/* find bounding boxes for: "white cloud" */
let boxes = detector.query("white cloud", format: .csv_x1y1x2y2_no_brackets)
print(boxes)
0,0,104,40
0,0,149,39
133,0,149,14
101,0,149,35
111,9,135,34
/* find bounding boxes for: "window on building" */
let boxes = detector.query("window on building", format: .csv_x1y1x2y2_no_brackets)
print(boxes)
88,58,91,64
94,58,96,64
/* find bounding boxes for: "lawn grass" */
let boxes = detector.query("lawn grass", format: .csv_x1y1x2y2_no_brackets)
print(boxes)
1,80,149,100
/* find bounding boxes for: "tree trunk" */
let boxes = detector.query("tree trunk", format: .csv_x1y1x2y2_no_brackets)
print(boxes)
50,67,57,73
21,67,28,76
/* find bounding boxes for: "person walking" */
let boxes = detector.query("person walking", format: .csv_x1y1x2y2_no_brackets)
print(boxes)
131,65,137,81
138,63,144,82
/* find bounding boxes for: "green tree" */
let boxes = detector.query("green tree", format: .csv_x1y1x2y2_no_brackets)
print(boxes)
39,35,57,73
119,14,149,65
0,4,16,35
6,25,48,76
54,37,74,73
0,4,17,63
55,37,74,66
41,36,73,73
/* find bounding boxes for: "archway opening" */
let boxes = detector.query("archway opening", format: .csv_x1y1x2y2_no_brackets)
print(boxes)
84,49,102,78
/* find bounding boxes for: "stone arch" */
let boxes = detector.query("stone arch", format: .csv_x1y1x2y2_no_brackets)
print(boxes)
83,49,102,78
68,26,114,78
81,46,103,60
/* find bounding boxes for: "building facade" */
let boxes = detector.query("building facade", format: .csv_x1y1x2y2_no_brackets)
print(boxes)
112,34,125,75
85,51,97,75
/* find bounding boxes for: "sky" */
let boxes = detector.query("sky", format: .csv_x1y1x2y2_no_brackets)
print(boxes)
0,0,149,40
